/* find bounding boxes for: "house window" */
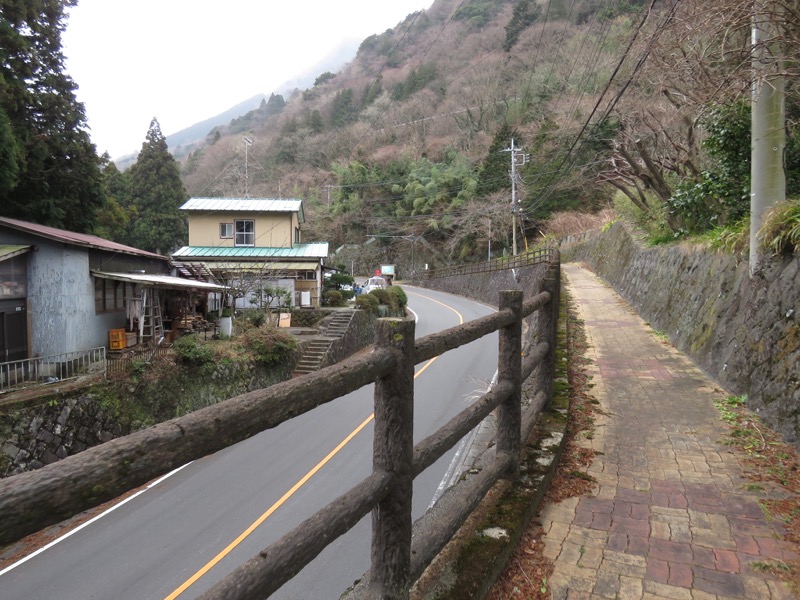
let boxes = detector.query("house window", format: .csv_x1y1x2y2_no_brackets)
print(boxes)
295,227,301,244
220,223,233,239
235,220,255,246
302,271,317,280
94,279,129,313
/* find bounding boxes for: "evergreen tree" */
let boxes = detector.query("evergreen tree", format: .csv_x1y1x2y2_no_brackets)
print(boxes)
476,124,519,197
0,0,104,232
0,106,21,196
504,0,540,51
126,118,188,254
330,89,356,127
264,93,286,116
93,157,136,241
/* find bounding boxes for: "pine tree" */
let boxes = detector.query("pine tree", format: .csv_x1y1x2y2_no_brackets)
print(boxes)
0,0,104,232
126,118,188,254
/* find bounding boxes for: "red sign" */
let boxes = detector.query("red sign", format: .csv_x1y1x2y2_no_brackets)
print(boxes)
375,269,381,276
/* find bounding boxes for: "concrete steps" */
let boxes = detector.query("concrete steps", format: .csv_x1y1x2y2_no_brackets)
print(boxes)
293,310,355,375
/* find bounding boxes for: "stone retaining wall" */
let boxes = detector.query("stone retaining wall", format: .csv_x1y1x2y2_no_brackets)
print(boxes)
325,309,376,367
1,358,292,477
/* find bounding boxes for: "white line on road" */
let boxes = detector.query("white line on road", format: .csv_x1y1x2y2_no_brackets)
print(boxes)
0,462,193,577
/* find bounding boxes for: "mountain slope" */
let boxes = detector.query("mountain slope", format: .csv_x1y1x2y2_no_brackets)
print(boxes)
174,0,709,268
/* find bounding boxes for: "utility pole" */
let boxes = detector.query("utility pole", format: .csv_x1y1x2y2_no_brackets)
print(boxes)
503,139,529,256
487,218,492,260
243,137,253,198
750,1,785,275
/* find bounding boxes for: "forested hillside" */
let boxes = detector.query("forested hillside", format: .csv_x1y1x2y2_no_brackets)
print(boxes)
178,0,799,265
1,0,798,265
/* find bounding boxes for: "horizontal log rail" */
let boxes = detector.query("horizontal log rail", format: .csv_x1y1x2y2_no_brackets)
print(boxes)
0,255,561,600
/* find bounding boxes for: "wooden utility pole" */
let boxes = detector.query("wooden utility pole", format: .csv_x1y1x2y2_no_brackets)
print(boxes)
750,1,785,275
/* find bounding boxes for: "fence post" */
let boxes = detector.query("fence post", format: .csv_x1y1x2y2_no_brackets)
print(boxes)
371,317,416,599
540,257,560,406
497,290,523,477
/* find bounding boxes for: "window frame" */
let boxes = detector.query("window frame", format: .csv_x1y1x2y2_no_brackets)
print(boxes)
94,279,130,313
219,223,233,239
234,219,255,247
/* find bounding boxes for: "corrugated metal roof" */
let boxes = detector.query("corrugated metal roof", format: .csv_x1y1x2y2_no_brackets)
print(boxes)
92,271,228,291
180,198,302,212
0,245,32,262
180,197,305,224
0,217,166,260
177,261,320,272
171,243,329,259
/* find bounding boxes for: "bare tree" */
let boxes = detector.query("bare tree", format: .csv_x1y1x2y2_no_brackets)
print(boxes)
597,0,788,230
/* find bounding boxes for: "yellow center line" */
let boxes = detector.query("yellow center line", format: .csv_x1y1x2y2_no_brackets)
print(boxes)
166,354,439,599
407,290,465,325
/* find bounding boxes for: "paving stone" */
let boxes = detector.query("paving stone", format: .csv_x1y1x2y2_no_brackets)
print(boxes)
536,266,796,600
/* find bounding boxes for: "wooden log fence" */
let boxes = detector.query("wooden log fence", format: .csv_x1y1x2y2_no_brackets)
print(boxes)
421,246,554,280
0,256,561,600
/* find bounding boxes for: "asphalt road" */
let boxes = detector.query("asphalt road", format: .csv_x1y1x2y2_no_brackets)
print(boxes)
0,286,497,600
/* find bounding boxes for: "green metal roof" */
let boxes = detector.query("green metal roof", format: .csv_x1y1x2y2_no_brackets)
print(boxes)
171,243,328,259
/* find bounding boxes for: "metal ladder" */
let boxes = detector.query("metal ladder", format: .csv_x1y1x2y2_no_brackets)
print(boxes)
140,288,164,346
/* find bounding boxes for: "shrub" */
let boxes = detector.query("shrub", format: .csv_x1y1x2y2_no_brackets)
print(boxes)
370,288,394,307
172,335,215,367
356,294,380,314
251,312,267,327
760,199,800,256
323,289,344,306
389,285,408,308
241,326,298,365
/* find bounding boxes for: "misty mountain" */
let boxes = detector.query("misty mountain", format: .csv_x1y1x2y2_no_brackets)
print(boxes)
114,37,363,170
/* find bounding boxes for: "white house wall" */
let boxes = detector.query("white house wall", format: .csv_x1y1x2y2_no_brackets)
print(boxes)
233,278,296,310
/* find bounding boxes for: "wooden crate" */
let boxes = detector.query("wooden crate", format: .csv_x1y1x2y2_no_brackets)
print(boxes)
109,328,126,350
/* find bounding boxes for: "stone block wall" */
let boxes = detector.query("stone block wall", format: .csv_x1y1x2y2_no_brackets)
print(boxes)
1,358,294,477
1,394,125,476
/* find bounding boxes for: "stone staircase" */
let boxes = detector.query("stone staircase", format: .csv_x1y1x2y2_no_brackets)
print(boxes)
293,310,355,375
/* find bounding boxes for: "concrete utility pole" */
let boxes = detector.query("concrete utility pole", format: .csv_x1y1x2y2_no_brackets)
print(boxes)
750,1,785,275
504,139,529,256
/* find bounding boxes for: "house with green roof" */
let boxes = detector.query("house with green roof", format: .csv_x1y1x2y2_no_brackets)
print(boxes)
172,198,329,308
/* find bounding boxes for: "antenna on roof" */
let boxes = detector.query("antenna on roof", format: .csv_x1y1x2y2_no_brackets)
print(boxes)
243,137,253,198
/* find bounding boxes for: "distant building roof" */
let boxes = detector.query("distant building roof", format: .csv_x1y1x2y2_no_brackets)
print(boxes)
172,243,329,260
0,217,166,260
180,197,304,223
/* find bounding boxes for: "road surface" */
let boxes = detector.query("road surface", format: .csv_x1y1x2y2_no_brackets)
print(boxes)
0,286,497,599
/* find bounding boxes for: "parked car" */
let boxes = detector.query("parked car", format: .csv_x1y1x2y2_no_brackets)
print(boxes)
362,276,388,293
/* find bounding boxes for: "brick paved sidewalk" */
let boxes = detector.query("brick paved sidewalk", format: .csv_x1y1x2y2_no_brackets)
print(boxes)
541,264,798,600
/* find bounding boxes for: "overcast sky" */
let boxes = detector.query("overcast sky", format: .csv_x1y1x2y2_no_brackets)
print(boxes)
62,0,432,159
